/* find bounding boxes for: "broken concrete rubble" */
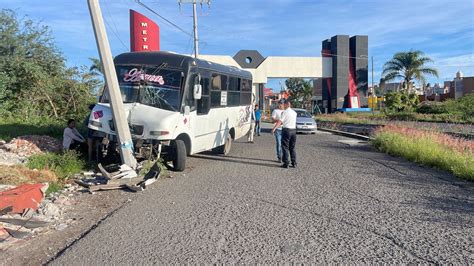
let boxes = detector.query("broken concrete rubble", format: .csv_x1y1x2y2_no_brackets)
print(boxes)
0,182,82,249
75,162,160,193
0,135,62,166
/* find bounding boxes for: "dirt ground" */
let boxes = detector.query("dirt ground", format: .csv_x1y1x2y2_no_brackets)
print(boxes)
0,188,138,265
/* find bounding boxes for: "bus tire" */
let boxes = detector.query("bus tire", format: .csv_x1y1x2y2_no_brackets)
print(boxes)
172,139,186,171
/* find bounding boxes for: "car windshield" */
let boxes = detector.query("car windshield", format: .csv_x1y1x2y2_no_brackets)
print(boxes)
296,110,312,118
102,65,183,112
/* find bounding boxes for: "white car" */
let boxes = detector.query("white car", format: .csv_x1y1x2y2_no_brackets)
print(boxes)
294,108,317,134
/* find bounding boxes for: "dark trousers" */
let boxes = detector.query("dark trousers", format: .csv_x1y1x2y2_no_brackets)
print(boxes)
281,128,297,166
69,141,87,154
255,120,261,135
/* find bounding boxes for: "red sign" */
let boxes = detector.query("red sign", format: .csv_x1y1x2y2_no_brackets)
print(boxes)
130,10,160,52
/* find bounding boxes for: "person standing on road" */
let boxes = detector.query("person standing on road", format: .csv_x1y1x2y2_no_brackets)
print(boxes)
271,99,297,168
247,106,256,143
255,104,262,136
271,100,285,163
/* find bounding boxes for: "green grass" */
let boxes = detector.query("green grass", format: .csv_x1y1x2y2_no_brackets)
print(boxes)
45,182,63,197
26,151,86,181
0,117,64,141
138,159,168,177
371,131,474,181
0,116,90,142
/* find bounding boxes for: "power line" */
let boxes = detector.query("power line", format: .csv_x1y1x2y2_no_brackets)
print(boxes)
102,0,128,50
135,0,193,38
321,53,369,60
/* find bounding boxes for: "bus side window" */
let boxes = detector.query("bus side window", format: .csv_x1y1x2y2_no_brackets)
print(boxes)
240,79,252,105
185,74,197,112
197,77,210,115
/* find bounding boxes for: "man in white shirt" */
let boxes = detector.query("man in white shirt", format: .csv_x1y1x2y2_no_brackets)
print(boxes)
271,99,297,168
63,119,86,151
271,100,285,163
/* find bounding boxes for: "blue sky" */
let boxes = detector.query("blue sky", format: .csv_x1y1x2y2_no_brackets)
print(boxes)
3,0,474,90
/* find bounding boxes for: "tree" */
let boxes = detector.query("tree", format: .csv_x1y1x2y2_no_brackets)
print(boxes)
285,78,313,109
0,9,95,119
86,57,104,95
384,91,419,113
382,50,438,92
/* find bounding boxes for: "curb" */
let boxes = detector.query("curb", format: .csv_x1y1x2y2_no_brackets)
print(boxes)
318,127,371,141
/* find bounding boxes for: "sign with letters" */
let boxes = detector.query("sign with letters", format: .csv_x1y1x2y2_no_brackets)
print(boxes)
220,91,227,106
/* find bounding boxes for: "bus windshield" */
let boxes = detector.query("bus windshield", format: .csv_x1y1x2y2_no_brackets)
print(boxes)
104,65,183,112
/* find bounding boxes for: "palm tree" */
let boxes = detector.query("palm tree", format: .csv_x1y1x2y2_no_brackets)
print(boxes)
382,50,438,93
87,57,104,95
89,57,103,77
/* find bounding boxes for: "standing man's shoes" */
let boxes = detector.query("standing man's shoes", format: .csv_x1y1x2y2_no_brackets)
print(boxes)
281,164,289,168
277,158,282,163
291,163,297,168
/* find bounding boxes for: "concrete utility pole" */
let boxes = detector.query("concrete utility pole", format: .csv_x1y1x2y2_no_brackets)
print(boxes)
88,0,137,169
179,0,210,58
192,1,199,58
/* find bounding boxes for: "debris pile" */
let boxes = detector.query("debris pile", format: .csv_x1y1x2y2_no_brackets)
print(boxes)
0,135,62,166
75,162,160,193
0,182,82,250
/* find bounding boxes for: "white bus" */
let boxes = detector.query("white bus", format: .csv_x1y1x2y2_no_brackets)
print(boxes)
88,51,254,171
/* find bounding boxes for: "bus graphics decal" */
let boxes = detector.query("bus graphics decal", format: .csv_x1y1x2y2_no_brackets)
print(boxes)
238,105,252,126
123,68,165,85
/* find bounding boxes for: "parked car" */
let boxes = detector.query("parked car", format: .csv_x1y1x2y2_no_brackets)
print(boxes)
294,108,317,134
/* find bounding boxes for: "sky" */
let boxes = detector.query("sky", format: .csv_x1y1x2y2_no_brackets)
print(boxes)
3,0,474,91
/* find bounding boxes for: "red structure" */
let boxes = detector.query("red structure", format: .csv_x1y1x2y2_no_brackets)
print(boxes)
348,50,360,108
130,10,160,52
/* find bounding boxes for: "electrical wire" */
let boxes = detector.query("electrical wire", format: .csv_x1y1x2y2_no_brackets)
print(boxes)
102,0,129,50
135,0,193,38
321,52,369,60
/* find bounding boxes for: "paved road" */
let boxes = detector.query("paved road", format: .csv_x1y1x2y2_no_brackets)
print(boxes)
51,124,473,264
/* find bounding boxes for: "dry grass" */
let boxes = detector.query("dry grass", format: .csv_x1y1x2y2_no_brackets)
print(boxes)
0,165,58,185
372,125,474,180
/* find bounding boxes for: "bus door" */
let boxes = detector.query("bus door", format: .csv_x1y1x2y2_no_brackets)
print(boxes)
192,72,211,152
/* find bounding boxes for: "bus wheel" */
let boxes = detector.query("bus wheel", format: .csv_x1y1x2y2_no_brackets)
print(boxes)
172,139,186,171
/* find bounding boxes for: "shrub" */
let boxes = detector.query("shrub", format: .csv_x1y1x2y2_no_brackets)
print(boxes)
384,91,419,113
27,151,86,180
0,117,65,141
416,102,448,114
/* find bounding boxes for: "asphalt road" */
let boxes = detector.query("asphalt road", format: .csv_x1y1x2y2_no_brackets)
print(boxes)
51,124,473,264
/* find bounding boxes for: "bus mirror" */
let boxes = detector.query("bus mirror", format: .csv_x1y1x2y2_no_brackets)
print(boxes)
193,84,202,100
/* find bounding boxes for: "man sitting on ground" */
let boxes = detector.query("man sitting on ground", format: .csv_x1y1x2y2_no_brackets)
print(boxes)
63,119,86,151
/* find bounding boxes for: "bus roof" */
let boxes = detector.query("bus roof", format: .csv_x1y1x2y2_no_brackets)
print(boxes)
114,51,252,79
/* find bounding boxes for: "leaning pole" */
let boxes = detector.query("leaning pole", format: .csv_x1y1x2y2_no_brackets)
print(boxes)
87,0,137,169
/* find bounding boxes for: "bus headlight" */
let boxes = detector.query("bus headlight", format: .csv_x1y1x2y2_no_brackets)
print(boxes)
150,130,169,136
89,121,102,127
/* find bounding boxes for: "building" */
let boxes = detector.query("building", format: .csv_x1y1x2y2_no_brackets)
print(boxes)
445,71,474,99
382,82,403,93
